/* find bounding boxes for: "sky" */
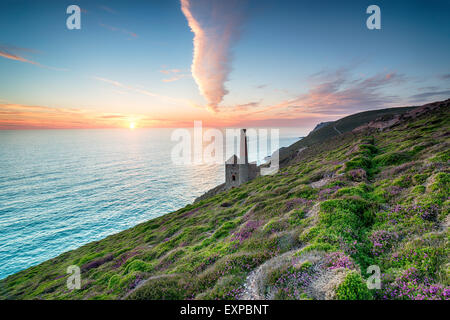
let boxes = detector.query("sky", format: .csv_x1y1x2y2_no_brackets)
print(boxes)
0,0,449,130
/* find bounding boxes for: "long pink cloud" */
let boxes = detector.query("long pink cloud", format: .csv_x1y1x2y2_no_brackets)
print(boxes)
0,50,39,65
0,47,68,71
180,0,244,112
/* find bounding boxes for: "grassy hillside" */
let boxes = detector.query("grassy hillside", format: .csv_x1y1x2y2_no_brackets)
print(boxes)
0,100,448,300
278,106,415,166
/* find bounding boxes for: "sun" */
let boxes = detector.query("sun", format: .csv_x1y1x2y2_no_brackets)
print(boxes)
129,122,136,129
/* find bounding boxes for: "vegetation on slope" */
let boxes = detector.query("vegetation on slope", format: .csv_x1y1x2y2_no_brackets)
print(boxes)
278,106,415,166
0,101,448,300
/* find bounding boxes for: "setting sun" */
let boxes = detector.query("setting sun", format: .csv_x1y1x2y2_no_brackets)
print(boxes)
129,122,135,129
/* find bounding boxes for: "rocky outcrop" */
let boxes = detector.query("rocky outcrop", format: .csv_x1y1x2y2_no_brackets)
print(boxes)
194,183,226,203
353,99,450,132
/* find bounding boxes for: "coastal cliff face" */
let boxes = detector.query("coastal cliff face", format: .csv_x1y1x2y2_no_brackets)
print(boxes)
1,100,448,300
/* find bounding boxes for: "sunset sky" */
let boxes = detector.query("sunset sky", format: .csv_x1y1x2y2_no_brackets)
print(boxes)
0,0,449,130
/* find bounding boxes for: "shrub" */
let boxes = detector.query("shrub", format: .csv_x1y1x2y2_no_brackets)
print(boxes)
335,272,372,300
413,173,429,185
411,185,425,195
123,259,154,274
392,175,412,188
345,156,372,171
80,254,113,272
108,274,120,290
284,198,312,212
291,185,317,199
359,144,378,157
288,209,306,225
126,274,196,300
323,251,355,270
335,184,371,198
263,218,288,234
391,244,446,278
214,220,238,239
345,169,367,182
374,152,411,167
320,197,374,228
376,267,449,300
199,275,245,300
429,150,450,162
377,204,439,226
369,230,399,256
268,262,316,300
230,220,262,245
428,172,450,205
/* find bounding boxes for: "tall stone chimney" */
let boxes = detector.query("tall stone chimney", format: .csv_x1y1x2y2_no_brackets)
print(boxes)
240,129,248,164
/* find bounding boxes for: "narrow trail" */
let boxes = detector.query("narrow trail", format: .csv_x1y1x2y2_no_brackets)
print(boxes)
333,126,342,135
239,248,353,300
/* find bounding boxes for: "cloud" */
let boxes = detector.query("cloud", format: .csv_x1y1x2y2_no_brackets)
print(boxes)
229,101,261,112
99,5,117,14
218,67,410,124
159,69,182,74
0,104,117,129
93,76,189,104
162,74,189,82
438,73,450,80
409,89,450,102
0,50,39,65
0,46,68,71
99,23,137,38
270,68,406,115
180,0,246,112
0,103,202,129
159,68,189,82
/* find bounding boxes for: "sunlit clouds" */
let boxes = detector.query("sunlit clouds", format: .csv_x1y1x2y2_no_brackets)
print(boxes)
0,104,193,129
1,1,449,130
99,23,138,38
0,46,68,71
181,0,245,112
0,50,38,65
1,66,447,130
266,68,409,115
92,76,189,105
159,69,190,82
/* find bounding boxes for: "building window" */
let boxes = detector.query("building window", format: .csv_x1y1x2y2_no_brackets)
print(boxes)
232,174,236,181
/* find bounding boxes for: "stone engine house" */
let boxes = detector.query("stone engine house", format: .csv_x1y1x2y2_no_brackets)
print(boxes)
225,129,260,189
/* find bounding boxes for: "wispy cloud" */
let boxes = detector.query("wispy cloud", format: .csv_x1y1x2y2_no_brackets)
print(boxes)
159,69,182,75
180,0,246,112
99,23,137,38
0,50,39,65
162,74,189,82
271,68,406,115
159,68,189,82
409,89,450,102
93,76,188,104
0,103,203,129
98,5,117,14
0,45,68,71
0,104,119,129
219,67,410,123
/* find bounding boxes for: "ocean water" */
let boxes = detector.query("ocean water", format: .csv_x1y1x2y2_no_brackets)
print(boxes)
0,128,303,279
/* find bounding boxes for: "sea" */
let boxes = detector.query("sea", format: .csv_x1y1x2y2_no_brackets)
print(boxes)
0,127,305,279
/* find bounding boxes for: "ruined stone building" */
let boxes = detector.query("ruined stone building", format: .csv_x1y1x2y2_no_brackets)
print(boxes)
225,129,260,189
